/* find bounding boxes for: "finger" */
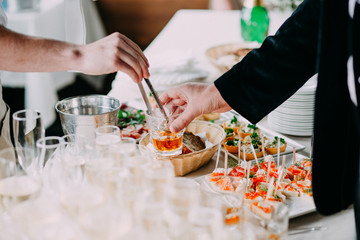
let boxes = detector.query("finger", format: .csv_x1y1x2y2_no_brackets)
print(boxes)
159,88,185,105
170,107,198,133
116,59,141,83
117,42,150,79
120,34,150,67
117,48,144,81
167,99,186,106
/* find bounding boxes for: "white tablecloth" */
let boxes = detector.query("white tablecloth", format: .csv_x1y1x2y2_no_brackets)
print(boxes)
1,0,106,128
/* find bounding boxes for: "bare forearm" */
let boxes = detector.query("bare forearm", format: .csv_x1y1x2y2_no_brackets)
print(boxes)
0,26,82,72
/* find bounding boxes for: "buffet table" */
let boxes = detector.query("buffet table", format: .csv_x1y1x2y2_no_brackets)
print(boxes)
109,10,356,239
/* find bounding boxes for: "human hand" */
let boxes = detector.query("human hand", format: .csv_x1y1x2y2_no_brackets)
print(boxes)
159,83,231,132
80,32,150,83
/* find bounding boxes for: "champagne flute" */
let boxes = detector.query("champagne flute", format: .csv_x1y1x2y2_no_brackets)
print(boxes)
12,109,44,157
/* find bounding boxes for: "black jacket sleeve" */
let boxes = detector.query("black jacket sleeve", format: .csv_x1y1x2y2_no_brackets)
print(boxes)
214,0,321,124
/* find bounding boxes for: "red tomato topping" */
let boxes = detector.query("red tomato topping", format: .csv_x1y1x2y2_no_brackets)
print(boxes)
229,166,245,177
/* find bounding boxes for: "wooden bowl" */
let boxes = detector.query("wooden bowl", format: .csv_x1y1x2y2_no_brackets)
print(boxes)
205,42,259,73
139,121,225,176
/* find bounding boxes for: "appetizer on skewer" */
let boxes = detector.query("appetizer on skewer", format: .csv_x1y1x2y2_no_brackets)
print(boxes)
206,155,313,220
239,133,263,160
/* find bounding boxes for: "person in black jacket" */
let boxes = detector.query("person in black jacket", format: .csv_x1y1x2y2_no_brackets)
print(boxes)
160,0,360,236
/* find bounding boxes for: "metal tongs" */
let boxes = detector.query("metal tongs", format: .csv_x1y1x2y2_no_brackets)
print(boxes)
138,78,169,123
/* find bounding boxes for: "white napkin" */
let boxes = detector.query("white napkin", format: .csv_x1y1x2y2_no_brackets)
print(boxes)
149,50,209,87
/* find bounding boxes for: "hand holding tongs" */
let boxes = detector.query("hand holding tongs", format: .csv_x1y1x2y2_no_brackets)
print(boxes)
137,78,169,123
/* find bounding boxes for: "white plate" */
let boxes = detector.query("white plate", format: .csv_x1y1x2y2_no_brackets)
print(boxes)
151,68,209,86
194,154,316,219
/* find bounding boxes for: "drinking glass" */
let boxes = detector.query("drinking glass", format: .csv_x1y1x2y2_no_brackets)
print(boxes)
60,134,87,188
167,178,200,219
118,137,137,156
36,136,64,191
145,105,185,156
95,125,121,151
187,206,224,239
0,148,41,211
143,160,174,203
12,109,44,168
267,202,289,239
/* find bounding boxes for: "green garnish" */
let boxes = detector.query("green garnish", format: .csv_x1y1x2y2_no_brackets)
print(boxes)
304,188,312,194
230,116,238,124
247,124,258,130
226,128,234,134
273,194,281,200
210,120,215,123
118,109,145,129
226,139,239,146
274,136,286,144
249,174,254,178
259,185,268,192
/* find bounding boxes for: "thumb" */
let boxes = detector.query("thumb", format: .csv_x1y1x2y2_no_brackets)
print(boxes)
169,107,197,133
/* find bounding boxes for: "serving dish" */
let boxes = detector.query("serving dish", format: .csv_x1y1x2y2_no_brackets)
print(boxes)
205,42,259,73
218,111,305,161
195,153,316,219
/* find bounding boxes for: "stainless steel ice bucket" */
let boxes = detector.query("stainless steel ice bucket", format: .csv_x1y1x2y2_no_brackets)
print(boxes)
55,95,121,141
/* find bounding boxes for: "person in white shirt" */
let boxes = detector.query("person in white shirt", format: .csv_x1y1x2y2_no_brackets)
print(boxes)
0,0,149,149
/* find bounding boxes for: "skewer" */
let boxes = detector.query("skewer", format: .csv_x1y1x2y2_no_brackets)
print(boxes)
265,177,275,202
277,138,280,167
238,138,241,166
224,150,228,177
261,134,266,157
282,155,286,171
266,157,271,184
243,145,246,162
250,144,260,169
293,146,296,164
215,143,221,170
305,170,311,180
245,162,251,193
274,168,284,195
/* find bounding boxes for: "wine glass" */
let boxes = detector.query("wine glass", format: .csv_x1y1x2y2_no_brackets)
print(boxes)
0,148,41,211
12,109,44,171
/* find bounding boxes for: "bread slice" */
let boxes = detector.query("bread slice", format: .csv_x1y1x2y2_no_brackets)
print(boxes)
183,132,206,152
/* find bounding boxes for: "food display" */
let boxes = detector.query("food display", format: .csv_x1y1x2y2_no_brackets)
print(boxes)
221,115,287,160
206,155,312,222
117,104,148,140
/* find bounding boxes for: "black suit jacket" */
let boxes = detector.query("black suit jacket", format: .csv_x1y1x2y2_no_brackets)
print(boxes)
215,0,360,227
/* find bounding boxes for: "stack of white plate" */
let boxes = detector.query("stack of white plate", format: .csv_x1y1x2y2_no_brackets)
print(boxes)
268,75,317,136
